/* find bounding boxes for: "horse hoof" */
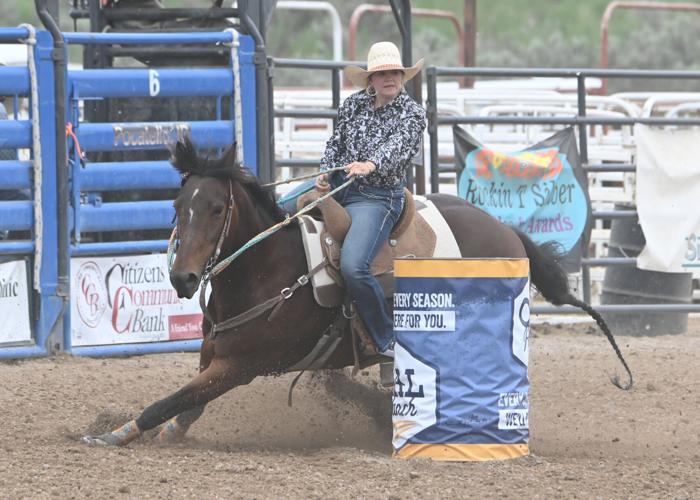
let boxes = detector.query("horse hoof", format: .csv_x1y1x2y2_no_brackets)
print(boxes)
157,419,186,444
81,433,123,446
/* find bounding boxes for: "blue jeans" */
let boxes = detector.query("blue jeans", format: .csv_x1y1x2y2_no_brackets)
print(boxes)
278,180,315,215
336,181,404,352
278,175,404,351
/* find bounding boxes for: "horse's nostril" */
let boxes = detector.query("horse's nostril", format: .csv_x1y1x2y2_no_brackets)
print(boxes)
170,271,200,298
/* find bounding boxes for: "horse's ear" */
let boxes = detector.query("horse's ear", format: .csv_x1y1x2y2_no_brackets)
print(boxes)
170,136,199,175
220,142,237,167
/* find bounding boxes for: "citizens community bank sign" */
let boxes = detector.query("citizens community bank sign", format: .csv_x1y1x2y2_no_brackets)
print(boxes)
71,254,203,347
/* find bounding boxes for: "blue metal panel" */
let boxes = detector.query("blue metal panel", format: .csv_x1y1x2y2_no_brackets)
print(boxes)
69,339,201,357
0,29,63,360
80,200,175,232
76,121,234,152
0,201,33,230
0,27,30,42
54,29,257,358
0,121,32,148
71,240,168,256
34,29,65,358
70,68,233,98
80,161,180,190
63,31,234,46
0,345,51,360
0,67,31,96
239,34,258,174
0,160,33,190
0,241,34,254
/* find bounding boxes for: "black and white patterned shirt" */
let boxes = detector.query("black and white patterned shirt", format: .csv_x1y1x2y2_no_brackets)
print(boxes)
320,89,426,189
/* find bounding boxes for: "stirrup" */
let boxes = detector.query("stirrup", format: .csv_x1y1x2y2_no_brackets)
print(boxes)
379,361,394,388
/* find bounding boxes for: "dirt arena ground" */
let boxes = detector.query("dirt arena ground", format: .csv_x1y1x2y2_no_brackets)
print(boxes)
1,316,699,499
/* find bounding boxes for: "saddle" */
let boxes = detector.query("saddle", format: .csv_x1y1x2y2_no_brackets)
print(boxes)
297,188,461,307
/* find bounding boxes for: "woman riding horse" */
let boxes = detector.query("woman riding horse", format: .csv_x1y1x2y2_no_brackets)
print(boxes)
81,136,632,447
315,41,425,356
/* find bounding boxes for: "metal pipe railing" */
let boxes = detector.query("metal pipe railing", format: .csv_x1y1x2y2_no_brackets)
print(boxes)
276,2,343,63
36,0,69,301
426,64,700,312
600,1,700,93
63,31,235,45
429,66,700,79
0,27,31,42
239,1,272,183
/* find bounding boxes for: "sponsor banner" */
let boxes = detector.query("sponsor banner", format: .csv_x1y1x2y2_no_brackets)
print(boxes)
393,259,530,461
635,124,700,272
0,259,32,344
71,254,202,347
393,310,456,332
453,126,590,272
392,343,438,451
113,122,190,149
498,409,529,430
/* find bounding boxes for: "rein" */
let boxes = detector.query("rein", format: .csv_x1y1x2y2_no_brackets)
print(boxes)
209,178,353,277
260,165,347,188
210,260,327,338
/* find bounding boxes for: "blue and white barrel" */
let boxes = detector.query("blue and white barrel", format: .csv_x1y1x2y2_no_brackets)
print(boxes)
392,258,530,461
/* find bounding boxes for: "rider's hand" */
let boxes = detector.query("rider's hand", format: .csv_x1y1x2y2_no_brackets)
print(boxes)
315,173,330,193
345,161,377,178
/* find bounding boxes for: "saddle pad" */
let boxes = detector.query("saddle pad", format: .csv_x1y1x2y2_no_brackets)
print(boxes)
413,195,461,257
299,196,461,308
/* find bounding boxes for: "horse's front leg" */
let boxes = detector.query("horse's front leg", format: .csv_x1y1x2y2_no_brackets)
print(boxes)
156,335,215,443
82,356,253,446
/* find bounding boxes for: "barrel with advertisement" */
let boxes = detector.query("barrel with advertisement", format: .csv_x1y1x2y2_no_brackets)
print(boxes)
392,258,530,461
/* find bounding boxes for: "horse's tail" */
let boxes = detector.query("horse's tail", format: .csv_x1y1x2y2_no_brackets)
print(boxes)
513,228,633,390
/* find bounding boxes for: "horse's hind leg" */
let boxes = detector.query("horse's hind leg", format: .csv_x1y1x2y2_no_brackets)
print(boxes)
157,404,206,443
157,336,215,443
82,357,253,446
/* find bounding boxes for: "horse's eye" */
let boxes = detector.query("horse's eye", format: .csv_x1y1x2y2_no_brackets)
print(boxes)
212,205,225,217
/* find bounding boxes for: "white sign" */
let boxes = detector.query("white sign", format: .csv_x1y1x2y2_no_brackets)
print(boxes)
393,292,456,332
0,259,32,344
392,342,438,450
70,254,203,347
394,310,456,331
635,124,700,272
498,409,529,430
511,278,530,367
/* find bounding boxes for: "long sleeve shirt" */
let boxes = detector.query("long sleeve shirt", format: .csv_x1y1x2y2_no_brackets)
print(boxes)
319,89,426,189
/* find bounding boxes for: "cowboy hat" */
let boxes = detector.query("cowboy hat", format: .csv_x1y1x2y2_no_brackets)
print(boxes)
345,41,423,88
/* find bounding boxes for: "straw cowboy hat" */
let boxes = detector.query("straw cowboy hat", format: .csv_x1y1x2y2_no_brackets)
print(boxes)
345,41,423,88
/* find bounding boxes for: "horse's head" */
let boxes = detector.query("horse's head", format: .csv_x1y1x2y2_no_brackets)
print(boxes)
168,138,239,298
168,138,285,299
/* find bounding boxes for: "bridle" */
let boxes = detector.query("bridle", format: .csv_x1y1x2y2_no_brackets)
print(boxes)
197,178,235,324
167,177,235,326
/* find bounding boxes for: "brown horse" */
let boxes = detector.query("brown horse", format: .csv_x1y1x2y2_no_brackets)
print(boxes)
82,138,632,446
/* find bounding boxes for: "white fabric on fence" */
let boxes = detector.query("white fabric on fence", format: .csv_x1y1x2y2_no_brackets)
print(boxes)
635,124,700,272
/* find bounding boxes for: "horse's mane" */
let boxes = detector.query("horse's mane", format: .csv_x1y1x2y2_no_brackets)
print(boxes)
171,137,285,222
